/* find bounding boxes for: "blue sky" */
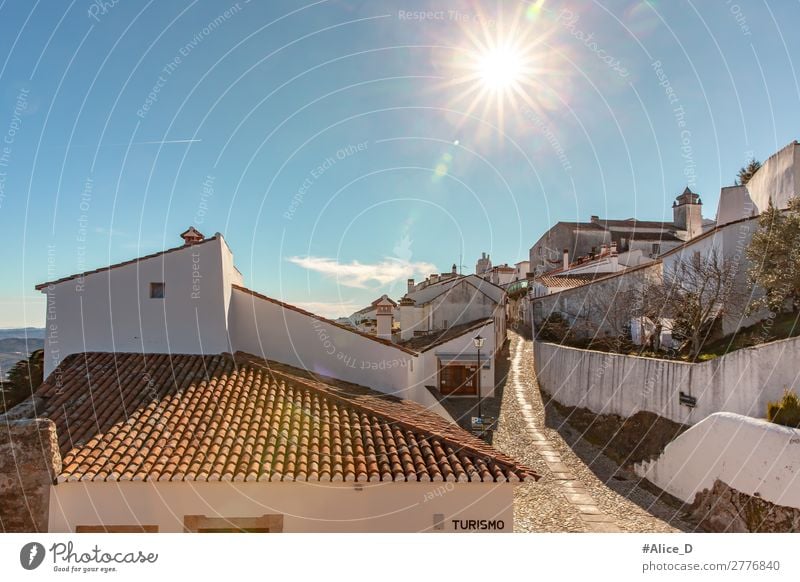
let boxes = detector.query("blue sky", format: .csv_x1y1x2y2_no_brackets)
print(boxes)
0,0,798,326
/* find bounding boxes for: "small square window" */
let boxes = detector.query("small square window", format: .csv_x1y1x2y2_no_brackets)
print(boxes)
150,282,165,299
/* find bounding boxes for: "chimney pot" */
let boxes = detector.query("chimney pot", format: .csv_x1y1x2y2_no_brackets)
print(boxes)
180,227,205,245
562,249,569,270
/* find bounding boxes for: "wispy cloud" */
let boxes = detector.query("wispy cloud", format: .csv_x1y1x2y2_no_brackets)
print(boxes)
287,256,438,289
292,301,364,319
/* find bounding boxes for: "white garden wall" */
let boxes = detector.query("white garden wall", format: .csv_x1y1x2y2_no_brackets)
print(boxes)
635,412,800,509
534,335,800,426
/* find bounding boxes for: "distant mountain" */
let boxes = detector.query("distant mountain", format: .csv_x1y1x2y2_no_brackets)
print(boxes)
0,327,45,340
0,331,45,378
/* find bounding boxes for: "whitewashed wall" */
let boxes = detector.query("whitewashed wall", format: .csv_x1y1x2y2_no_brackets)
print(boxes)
534,335,800,426
228,287,450,418
635,412,800,509
418,322,496,398
742,141,800,216
40,237,237,377
49,481,515,533
428,280,499,330
661,215,762,335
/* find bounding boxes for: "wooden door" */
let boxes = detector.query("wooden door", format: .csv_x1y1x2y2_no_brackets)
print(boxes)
439,363,478,395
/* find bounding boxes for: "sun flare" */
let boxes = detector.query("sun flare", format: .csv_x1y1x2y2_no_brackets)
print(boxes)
476,45,525,92
442,4,559,133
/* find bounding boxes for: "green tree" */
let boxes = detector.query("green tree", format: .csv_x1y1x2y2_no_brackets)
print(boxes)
637,250,744,359
746,198,800,314
1,349,44,413
736,158,761,185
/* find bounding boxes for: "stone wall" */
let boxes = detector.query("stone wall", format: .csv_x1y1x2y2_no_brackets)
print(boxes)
689,480,800,533
530,262,662,339
0,418,61,532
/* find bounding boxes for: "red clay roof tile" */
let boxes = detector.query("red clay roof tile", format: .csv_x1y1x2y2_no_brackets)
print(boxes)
34,351,536,484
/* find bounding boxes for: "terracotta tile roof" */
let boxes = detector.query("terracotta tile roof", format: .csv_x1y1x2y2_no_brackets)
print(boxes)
34,352,536,484
537,274,604,289
232,285,417,355
397,318,493,352
35,236,219,291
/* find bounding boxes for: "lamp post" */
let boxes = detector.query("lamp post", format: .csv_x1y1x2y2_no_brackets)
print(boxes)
473,335,485,420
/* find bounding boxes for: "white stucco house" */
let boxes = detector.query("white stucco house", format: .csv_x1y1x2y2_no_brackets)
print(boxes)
400,273,507,350
36,351,534,533
37,228,509,419
28,227,537,533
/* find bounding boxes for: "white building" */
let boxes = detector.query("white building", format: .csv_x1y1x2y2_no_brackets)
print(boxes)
399,273,507,353
716,140,800,227
36,228,508,419
36,351,534,533
528,190,713,277
25,228,537,533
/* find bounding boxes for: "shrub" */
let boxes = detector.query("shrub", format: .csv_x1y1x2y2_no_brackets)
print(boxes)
766,389,800,428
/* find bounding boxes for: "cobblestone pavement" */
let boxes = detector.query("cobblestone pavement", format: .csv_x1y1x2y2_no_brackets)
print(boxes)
492,329,697,533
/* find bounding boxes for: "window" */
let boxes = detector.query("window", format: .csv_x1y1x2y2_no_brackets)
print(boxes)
652,243,661,255
183,514,284,533
149,282,165,298
76,525,158,533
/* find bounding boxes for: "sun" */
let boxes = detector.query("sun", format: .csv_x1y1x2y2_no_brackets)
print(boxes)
476,45,525,92
441,3,561,134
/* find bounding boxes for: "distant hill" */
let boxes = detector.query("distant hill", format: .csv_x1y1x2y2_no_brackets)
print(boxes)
0,331,45,378
0,327,45,340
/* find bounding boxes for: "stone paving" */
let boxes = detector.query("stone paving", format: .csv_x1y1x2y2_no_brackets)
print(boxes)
492,329,697,533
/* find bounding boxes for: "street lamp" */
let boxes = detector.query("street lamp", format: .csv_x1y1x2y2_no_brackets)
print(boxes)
473,335,485,420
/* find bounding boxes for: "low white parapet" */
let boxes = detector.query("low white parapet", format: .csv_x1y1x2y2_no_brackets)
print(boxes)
635,412,800,509
534,336,800,426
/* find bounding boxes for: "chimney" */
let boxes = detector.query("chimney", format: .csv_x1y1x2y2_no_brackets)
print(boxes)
452,263,458,275
407,278,415,293
610,241,618,254
399,297,418,341
180,226,205,245
590,215,599,223
375,296,395,340
429,273,440,284
563,249,569,270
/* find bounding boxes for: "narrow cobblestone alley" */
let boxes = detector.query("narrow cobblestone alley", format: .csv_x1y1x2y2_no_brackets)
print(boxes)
492,330,696,532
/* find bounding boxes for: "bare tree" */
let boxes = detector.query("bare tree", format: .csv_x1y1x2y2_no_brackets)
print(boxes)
636,250,745,359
